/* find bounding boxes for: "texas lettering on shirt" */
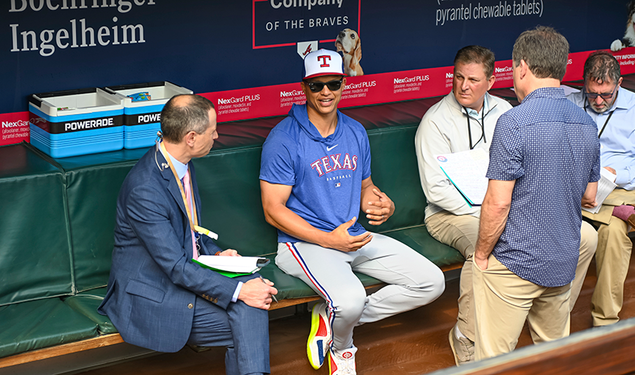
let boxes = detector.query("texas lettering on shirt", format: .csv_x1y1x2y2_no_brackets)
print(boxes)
310,153,358,177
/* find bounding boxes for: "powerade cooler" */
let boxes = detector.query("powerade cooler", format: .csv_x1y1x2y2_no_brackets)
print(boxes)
29,88,124,158
104,82,193,149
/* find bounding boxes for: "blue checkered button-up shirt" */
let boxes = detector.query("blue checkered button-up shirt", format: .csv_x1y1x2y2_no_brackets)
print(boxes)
487,87,600,287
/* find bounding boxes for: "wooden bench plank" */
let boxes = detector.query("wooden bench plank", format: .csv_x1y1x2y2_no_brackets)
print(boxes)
0,334,124,369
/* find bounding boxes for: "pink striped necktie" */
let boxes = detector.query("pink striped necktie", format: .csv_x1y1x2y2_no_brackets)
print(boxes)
182,170,198,260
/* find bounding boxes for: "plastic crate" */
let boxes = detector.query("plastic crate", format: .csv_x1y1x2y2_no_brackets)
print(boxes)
29,88,124,158
104,82,193,149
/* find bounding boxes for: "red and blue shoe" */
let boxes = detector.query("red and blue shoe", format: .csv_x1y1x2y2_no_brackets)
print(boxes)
307,302,332,369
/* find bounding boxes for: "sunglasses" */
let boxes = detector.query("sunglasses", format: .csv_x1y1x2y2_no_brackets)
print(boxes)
585,84,618,101
305,79,343,93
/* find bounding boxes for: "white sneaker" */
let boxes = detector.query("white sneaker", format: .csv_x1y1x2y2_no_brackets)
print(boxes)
328,346,357,375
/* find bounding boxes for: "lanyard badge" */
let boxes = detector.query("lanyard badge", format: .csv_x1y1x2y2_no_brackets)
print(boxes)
159,142,219,241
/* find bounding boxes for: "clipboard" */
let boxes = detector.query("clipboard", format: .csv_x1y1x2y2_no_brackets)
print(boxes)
435,149,489,207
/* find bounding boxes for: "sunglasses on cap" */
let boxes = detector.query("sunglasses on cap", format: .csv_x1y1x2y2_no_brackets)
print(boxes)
304,79,344,93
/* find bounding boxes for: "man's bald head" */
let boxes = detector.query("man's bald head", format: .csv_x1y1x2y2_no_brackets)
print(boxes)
161,94,216,143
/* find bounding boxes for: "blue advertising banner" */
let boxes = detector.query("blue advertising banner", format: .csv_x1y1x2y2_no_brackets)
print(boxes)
1,0,631,118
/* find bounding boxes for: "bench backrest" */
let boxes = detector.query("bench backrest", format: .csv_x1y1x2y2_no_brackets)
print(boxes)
358,125,425,231
194,145,278,255
0,144,73,306
64,163,136,292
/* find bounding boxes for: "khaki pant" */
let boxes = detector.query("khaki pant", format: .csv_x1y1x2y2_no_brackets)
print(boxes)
586,215,632,326
425,211,597,341
473,255,571,360
581,189,635,327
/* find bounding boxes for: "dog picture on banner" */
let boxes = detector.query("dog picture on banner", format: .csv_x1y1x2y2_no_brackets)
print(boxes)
336,28,364,76
611,0,635,51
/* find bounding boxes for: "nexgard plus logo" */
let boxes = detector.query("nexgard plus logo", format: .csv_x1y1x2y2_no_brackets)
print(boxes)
1,115,29,145
2,119,28,128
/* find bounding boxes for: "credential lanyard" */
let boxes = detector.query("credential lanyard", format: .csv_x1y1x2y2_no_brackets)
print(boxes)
597,110,615,139
464,106,487,150
585,97,616,139
160,142,199,232
158,143,219,241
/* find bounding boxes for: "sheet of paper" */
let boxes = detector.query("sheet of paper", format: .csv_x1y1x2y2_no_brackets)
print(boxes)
435,148,489,206
193,255,270,274
582,168,617,214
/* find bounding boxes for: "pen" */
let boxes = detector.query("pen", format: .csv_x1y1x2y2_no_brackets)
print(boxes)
260,276,278,303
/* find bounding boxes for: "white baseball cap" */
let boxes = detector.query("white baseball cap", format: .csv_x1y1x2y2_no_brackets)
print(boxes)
303,49,346,79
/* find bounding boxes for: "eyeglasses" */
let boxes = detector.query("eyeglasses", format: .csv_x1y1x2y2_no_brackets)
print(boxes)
305,79,343,93
585,84,618,101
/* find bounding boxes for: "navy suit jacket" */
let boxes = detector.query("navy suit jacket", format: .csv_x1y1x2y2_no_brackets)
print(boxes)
99,147,238,352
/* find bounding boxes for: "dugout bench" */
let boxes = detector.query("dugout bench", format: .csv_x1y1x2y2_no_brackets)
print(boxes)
0,96,466,372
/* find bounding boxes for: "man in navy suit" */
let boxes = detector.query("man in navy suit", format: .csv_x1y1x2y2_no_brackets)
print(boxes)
99,94,277,375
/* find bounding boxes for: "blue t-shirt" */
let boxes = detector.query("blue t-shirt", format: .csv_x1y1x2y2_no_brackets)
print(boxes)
487,87,600,287
259,104,372,243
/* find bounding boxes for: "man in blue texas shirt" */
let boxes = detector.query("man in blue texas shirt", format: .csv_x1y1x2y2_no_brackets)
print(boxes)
259,49,445,375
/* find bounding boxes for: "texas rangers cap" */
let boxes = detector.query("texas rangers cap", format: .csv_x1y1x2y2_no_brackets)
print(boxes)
303,49,346,79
